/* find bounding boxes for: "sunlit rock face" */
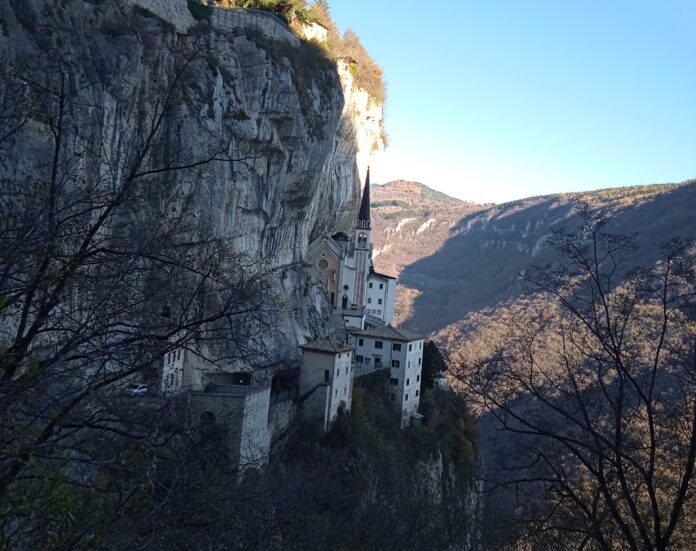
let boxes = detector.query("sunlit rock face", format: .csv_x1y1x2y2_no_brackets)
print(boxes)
0,0,384,367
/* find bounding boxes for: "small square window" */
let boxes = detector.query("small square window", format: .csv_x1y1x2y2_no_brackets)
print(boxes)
393,343,401,351
390,378,398,386
356,355,364,363
379,283,384,289
392,360,400,368
375,341,383,349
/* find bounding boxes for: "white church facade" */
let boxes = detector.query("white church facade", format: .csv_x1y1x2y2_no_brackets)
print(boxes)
307,169,397,329
302,170,424,430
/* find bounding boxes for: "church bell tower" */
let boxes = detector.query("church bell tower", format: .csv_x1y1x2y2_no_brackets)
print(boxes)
354,168,372,310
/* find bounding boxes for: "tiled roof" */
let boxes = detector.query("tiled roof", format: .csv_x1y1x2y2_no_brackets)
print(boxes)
349,325,423,342
369,269,397,280
300,338,353,354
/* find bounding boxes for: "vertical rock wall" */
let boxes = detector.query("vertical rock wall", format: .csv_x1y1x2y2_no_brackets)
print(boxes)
0,0,384,369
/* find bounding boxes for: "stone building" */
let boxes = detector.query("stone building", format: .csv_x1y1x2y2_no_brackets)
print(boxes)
189,383,271,469
299,338,354,433
349,325,424,428
160,337,273,469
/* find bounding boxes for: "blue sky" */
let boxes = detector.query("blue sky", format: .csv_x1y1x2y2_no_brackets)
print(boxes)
329,1,696,204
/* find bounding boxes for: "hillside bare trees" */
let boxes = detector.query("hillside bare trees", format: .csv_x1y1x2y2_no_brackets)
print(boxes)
0,43,277,547
461,205,696,549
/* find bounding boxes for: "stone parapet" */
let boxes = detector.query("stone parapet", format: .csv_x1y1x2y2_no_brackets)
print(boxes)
130,0,300,45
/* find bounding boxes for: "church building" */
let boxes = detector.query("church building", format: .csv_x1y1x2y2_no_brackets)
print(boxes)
307,169,397,330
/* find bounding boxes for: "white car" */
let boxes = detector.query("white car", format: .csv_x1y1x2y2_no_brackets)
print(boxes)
125,383,148,396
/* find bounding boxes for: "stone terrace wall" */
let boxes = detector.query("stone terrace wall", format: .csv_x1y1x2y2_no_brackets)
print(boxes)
130,0,300,45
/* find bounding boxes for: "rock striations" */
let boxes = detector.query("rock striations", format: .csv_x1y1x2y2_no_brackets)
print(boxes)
0,0,384,367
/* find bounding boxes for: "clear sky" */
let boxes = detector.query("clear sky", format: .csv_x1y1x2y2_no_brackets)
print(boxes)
329,1,696,204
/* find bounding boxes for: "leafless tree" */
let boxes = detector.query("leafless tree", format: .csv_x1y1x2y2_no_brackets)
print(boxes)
0,41,280,548
460,205,696,550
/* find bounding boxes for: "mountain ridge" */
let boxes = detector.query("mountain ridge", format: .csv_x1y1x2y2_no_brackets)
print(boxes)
371,179,696,348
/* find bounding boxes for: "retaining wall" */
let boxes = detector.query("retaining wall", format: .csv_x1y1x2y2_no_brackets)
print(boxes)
130,0,300,45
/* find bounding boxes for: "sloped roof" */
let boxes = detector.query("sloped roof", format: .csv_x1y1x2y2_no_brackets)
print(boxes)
300,338,353,354
349,325,423,342
368,268,397,280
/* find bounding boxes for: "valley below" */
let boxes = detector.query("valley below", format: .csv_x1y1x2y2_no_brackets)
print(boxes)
372,179,696,351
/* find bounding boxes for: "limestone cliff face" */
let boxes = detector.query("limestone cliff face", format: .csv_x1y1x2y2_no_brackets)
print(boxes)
0,0,384,367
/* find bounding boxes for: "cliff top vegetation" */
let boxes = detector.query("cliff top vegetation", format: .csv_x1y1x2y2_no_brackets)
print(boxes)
209,0,386,104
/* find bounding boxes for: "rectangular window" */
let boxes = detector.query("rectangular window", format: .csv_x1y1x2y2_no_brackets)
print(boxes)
355,355,364,363
374,356,382,365
367,298,372,304
406,378,410,386
375,341,383,349
378,299,383,305
390,393,396,401
336,369,340,377
359,338,364,346
392,360,400,368
405,394,409,401
369,282,373,288
416,389,420,397
390,378,398,386
379,283,384,289
335,389,338,397
409,344,413,351
344,387,347,396
177,349,181,361
393,343,401,351
417,374,420,382
324,370,330,383
419,358,422,365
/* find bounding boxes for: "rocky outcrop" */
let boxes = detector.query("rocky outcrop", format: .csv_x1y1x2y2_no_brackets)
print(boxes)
0,0,383,368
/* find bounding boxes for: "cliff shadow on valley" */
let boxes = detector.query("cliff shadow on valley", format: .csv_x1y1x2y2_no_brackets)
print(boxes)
397,181,696,337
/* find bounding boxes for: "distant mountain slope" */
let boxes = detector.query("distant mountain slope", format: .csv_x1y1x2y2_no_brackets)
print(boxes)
371,180,696,342
370,180,485,277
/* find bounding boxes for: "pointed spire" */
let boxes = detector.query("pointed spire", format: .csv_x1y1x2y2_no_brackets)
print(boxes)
357,167,371,229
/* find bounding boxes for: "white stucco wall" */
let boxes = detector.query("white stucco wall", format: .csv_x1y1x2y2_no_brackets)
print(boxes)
239,388,272,467
300,348,353,432
352,335,423,427
365,274,396,324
